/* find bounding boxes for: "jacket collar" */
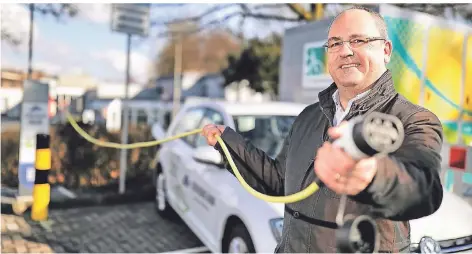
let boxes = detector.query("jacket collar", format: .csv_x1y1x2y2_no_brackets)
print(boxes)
318,69,397,116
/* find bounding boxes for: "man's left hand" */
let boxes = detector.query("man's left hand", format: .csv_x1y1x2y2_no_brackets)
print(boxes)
314,122,378,195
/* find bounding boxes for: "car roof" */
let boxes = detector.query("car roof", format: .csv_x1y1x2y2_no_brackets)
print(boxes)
183,99,309,116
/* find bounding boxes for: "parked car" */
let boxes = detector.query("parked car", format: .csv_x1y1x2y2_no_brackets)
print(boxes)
409,190,472,253
152,100,472,253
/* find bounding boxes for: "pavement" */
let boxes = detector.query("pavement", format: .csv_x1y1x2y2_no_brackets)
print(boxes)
1,213,53,253
1,187,471,254
1,202,205,253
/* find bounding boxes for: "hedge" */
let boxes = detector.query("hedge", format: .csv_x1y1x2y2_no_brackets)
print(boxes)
1,122,159,190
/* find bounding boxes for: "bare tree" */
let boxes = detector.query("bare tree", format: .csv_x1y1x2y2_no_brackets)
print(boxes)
149,3,470,30
153,23,241,77
1,4,79,46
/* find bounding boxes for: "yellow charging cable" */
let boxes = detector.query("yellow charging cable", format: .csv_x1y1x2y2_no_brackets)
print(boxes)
65,112,320,203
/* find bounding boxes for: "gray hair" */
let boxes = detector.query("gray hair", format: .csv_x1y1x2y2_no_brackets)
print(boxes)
328,5,389,39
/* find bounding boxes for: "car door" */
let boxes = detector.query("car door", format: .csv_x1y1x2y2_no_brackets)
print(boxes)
165,106,206,216
184,107,228,246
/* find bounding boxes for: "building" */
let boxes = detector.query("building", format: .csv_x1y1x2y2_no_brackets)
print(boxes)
1,69,50,88
1,69,52,117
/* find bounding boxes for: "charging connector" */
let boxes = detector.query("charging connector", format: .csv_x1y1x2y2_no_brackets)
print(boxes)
333,112,405,253
333,111,404,160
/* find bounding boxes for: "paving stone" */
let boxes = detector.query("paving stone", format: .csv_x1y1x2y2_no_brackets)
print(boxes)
2,202,204,253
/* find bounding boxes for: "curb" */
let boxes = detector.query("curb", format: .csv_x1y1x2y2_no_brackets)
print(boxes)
48,185,155,210
1,185,155,214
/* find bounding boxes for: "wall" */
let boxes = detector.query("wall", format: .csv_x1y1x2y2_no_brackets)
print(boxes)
154,71,204,101
278,6,382,104
278,4,472,196
278,17,334,104
104,99,173,132
380,4,472,146
0,87,23,117
279,4,471,145
225,81,273,103
96,82,144,99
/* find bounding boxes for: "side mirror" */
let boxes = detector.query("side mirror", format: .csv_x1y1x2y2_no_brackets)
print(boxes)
151,123,166,140
193,146,224,167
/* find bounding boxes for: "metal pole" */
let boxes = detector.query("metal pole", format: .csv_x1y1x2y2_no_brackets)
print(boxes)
28,3,34,79
172,32,183,120
119,33,132,194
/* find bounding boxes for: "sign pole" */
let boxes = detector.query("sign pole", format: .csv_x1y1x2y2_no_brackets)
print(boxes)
27,3,34,79
111,3,150,194
119,33,132,194
172,32,183,120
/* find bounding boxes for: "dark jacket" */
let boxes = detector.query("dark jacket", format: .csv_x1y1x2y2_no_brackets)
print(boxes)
215,70,444,253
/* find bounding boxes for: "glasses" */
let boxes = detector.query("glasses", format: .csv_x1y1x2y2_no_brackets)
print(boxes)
323,37,386,53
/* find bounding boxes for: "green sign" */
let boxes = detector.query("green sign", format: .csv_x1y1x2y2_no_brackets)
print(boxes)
302,41,331,89
305,46,326,76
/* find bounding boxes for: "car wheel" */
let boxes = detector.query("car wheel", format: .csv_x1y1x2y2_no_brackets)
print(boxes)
154,165,177,219
223,223,256,253
151,149,161,187
151,166,157,187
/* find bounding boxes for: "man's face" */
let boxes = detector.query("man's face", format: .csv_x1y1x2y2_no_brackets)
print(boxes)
327,10,392,88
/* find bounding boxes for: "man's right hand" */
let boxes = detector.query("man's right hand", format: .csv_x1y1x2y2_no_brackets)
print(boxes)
201,124,226,146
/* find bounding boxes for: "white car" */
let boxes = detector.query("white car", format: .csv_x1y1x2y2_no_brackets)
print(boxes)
152,100,472,253
409,190,472,253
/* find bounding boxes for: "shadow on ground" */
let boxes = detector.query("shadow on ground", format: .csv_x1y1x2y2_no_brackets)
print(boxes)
2,202,204,253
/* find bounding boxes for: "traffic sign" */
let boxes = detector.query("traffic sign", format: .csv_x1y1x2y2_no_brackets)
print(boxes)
111,3,151,37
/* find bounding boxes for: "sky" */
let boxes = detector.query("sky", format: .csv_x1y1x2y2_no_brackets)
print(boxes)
1,3,301,85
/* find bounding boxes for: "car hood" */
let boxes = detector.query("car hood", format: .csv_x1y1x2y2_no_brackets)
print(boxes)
265,190,472,243
409,190,472,243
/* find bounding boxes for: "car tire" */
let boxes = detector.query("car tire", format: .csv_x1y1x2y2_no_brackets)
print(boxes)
151,167,157,187
223,223,256,253
154,165,177,220
150,149,161,187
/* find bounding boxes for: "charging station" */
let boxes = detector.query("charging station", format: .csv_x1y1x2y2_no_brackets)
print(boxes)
8,80,50,214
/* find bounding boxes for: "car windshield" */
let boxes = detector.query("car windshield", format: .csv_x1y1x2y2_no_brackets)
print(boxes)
233,115,296,158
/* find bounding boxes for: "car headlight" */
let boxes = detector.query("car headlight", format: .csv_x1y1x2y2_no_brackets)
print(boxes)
269,218,284,242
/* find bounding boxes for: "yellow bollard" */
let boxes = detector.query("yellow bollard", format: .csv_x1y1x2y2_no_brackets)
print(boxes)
31,134,51,221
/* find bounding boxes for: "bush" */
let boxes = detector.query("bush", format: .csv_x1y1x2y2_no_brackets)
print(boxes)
1,122,158,190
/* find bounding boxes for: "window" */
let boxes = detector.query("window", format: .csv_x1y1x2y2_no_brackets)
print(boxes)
233,115,296,158
171,107,205,145
193,108,225,147
137,109,148,124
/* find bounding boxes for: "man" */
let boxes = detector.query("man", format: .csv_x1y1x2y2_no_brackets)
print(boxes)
201,6,443,253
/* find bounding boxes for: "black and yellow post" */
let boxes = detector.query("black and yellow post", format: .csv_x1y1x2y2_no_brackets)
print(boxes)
31,134,51,221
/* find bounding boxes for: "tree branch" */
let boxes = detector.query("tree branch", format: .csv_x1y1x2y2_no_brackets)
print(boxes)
243,13,302,22
286,3,312,20
2,4,78,46
151,4,302,28
159,11,242,38
150,4,238,27
149,9,296,40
